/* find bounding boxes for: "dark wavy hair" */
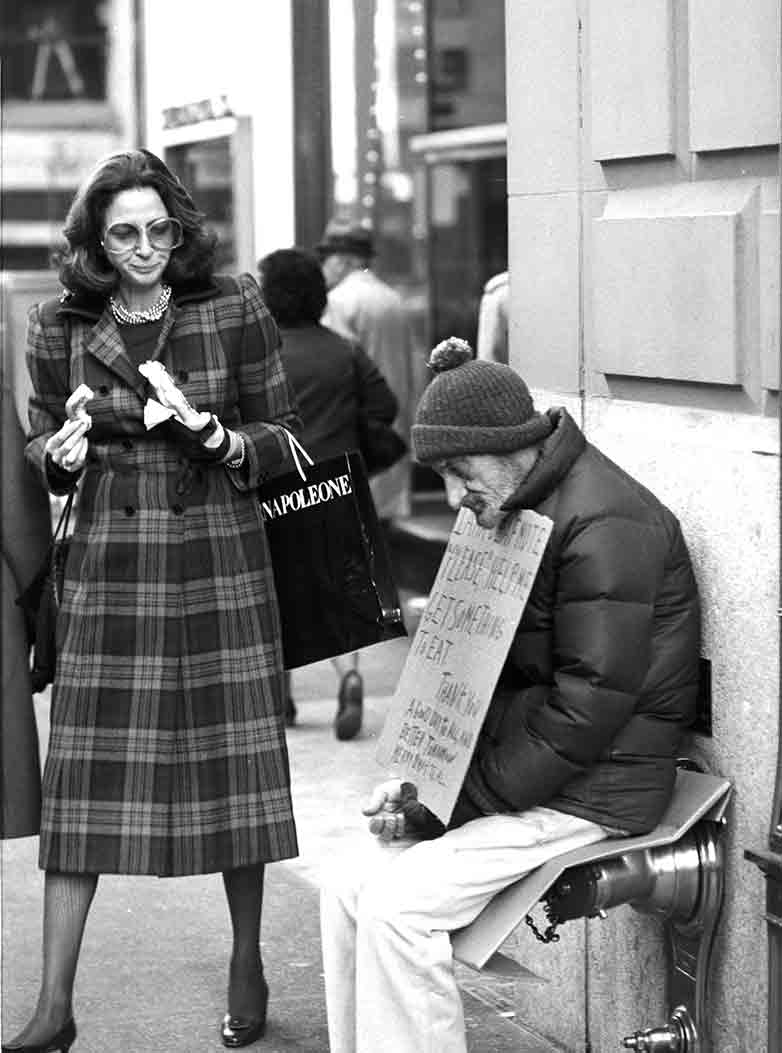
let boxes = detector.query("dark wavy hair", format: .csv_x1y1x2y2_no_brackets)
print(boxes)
54,148,218,295
258,248,327,326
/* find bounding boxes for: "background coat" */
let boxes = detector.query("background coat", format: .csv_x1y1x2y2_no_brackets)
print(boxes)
277,321,398,461
2,332,49,838
452,408,700,836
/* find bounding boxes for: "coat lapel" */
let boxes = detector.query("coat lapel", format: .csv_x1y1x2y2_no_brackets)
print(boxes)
81,305,177,401
82,309,147,399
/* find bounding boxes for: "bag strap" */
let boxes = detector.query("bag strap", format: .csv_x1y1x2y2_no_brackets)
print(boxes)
283,429,315,481
53,491,75,544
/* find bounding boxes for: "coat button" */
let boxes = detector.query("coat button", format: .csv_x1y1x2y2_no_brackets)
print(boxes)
124,505,135,516
172,503,184,515
99,384,110,395
122,438,133,450
177,369,189,383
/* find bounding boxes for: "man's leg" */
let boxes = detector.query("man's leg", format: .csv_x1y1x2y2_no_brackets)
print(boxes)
320,837,409,1053
321,808,608,1053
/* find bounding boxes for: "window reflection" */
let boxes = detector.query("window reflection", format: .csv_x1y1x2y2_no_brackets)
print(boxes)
329,0,507,384
166,140,236,271
429,156,507,348
429,0,506,129
1,2,108,102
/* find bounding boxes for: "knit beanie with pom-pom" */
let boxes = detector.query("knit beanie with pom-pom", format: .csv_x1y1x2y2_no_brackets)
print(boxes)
411,337,554,464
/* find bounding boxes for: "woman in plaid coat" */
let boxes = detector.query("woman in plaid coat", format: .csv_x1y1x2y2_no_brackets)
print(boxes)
6,150,301,1053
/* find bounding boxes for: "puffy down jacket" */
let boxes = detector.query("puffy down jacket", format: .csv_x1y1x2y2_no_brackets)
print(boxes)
449,408,700,836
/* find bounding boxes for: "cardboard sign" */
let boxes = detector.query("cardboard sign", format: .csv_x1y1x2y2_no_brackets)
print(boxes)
376,506,553,823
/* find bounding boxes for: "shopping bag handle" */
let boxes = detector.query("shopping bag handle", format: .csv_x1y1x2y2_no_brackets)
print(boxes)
53,491,75,542
283,429,315,481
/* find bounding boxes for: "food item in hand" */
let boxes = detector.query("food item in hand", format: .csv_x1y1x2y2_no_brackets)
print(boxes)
138,360,209,430
65,384,95,425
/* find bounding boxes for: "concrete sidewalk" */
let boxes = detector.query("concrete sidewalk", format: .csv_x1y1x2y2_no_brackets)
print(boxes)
2,639,550,1052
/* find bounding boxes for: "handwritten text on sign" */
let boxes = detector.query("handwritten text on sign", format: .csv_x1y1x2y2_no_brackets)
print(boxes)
376,507,553,823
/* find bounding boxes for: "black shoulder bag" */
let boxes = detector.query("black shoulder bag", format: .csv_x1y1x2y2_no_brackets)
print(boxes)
15,491,75,693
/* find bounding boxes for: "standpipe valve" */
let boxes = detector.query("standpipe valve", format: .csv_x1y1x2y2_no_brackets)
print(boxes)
622,1006,697,1052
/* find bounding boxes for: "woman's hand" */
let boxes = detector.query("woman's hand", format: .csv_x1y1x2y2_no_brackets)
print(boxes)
138,360,211,431
139,360,233,462
45,417,90,473
161,416,232,462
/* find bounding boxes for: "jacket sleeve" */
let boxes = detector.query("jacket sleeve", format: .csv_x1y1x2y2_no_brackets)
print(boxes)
24,302,82,496
353,344,398,424
454,516,666,821
475,279,508,364
229,272,302,490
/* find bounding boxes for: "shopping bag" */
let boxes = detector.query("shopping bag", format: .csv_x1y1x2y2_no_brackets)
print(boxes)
257,435,407,669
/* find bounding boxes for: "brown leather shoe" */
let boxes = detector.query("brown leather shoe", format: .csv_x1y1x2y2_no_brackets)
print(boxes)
335,671,363,740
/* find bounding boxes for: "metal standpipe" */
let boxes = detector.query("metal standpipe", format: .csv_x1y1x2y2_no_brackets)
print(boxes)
544,818,727,1052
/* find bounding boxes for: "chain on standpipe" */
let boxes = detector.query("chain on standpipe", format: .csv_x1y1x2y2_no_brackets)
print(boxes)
524,906,561,944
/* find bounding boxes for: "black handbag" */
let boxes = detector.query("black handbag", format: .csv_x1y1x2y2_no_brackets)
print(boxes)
16,491,74,693
258,433,407,669
358,414,408,476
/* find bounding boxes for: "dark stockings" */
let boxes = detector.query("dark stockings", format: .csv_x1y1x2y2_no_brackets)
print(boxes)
7,872,97,1047
222,864,267,1019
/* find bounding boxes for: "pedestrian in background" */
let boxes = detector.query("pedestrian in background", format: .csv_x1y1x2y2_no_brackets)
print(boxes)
4,148,301,1053
476,269,509,364
1,327,50,841
314,218,416,732
258,246,400,739
316,218,415,522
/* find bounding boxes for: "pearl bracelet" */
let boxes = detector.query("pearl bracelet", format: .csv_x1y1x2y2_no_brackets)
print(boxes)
224,431,246,469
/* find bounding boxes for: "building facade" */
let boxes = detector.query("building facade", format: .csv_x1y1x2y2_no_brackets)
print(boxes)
501,4,780,1051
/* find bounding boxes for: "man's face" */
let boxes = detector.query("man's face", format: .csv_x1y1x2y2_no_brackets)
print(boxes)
434,453,533,529
321,253,346,290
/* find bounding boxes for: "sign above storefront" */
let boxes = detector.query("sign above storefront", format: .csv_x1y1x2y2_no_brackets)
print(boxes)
162,95,233,130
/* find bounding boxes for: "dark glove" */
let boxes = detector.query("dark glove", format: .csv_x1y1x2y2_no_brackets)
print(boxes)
402,797,446,840
160,414,231,463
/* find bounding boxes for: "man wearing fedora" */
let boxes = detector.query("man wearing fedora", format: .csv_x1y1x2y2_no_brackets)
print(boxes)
319,338,700,1053
315,218,417,738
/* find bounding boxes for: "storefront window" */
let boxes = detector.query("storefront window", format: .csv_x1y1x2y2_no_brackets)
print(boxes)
165,139,236,271
1,2,108,103
329,0,507,465
429,155,507,348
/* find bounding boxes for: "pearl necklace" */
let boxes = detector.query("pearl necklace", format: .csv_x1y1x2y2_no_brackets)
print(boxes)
110,284,172,325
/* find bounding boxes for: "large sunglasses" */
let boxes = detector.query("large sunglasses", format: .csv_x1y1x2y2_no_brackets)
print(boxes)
102,217,184,256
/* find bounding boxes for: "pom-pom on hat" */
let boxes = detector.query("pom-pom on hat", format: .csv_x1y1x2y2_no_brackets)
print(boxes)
412,336,554,464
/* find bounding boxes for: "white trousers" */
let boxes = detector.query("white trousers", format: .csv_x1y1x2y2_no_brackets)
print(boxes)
320,807,609,1053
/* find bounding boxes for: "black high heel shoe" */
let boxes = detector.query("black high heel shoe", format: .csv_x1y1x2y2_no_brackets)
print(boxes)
220,975,269,1048
1,1017,76,1053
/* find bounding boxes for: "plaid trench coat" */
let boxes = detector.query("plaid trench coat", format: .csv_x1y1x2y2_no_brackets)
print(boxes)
25,273,301,876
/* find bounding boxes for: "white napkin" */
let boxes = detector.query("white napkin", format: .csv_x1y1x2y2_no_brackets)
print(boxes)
143,398,176,430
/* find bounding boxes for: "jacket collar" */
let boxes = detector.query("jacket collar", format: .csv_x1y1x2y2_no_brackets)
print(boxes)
56,277,221,322
501,407,586,511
